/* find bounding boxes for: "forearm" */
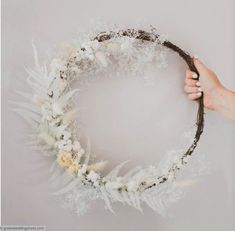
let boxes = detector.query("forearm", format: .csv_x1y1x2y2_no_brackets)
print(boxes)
214,87,235,123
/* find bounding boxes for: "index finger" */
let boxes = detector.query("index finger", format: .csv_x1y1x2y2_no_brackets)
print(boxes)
186,69,198,80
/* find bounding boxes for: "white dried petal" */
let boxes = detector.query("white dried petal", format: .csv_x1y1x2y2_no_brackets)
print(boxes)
52,103,63,115
63,131,71,140
33,95,45,105
73,141,81,151
87,170,100,183
105,181,123,191
38,132,55,146
63,144,73,152
95,51,107,67
127,180,139,192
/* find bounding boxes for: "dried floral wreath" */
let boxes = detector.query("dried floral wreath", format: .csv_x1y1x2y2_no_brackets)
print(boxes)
16,28,204,215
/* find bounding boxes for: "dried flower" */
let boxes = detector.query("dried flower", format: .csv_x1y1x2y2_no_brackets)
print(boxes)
72,141,81,151
68,163,80,174
127,180,139,192
57,152,73,167
87,170,100,183
33,95,46,105
105,181,123,190
38,132,55,146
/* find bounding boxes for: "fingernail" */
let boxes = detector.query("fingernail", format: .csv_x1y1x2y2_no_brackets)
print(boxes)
193,55,199,59
192,73,198,79
196,81,200,86
197,92,202,96
198,87,203,92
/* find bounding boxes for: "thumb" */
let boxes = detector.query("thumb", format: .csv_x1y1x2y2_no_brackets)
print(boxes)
193,58,209,77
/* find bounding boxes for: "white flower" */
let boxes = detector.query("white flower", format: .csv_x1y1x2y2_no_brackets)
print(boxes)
53,125,74,151
77,164,87,177
176,161,183,168
127,180,139,192
85,52,94,61
55,139,66,149
55,127,71,141
52,103,63,116
62,131,71,140
183,155,190,164
63,143,73,152
45,115,53,121
50,58,67,71
53,125,66,137
77,148,85,156
58,78,67,91
87,170,100,183
93,181,100,187
144,177,156,186
79,41,99,61
72,141,81,151
173,155,179,162
95,51,108,67
82,40,100,51
120,38,134,50
105,181,123,191
167,172,175,181
49,117,61,127
81,164,87,173
79,49,94,61
55,138,72,152
158,34,168,43
106,42,120,54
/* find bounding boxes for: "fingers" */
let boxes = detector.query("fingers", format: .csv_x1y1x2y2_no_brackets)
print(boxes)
185,78,199,87
185,68,202,100
186,69,198,80
184,85,202,93
188,92,202,100
185,69,201,87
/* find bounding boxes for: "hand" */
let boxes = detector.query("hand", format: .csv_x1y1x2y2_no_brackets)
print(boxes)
184,58,235,122
184,58,223,110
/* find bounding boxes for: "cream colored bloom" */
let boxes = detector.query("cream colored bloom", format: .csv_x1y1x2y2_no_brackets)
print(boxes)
57,152,73,167
68,163,80,174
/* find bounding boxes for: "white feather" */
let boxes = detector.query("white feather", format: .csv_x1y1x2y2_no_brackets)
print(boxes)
62,109,78,125
105,160,129,181
12,101,41,114
15,91,33,100
32,40,40,71
52,177,81,195
122,166,142,181
13,108,40,125
84,138,91,165
100,186,115,214
38,132,55,146
87,161,108,172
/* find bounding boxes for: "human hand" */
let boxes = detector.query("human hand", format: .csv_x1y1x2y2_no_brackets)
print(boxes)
184,58,223,110
184,58,235,122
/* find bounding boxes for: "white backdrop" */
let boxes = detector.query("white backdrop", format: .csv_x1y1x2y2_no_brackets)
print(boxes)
2,0,235,230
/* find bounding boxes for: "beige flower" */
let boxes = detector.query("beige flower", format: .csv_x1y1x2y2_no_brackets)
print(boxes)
57,152,73,167
68,163,80,175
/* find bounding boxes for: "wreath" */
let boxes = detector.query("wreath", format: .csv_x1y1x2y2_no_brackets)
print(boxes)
16,28,204,215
